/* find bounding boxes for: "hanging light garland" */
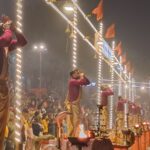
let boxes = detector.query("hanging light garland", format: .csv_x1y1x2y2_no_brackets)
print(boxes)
97,22,103,105
109,41,115,129
72,1,78,69
128,73,132,100
124,65,128,99
15,0,23,143
118,56,122,96
71,0,123,79
124,102,128,128
132,78,135,102
71,0,97,32
45,0,126,82
95,22,103,132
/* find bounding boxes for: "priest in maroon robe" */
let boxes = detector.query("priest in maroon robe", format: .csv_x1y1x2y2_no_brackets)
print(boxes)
0,16,27,149
100,85,114,131
65,69,90,137
117,96,128,112
116,96,128,129
100,85,114,107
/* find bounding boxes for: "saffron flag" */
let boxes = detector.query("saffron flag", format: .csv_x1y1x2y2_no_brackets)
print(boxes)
92,0,103,21
105,24,115,39
115,42,122,56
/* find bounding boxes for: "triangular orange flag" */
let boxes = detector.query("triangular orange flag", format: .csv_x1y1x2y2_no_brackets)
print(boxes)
105,24,115,39
115,42,122,56
92,0,103,21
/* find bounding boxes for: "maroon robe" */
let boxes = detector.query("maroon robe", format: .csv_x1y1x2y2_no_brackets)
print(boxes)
128,102,137,115
117,99,128,112
68,76,90,102
0,29,27,149
0,29,27,79
101,88,114,106
136,105,141,115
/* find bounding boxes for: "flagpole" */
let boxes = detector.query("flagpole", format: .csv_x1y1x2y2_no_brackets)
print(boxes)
72,0,78,69
124,65,128,99
131,78,135,102
109,40,115,129
118,56,122,96
128,72,132,101
128,73,132,101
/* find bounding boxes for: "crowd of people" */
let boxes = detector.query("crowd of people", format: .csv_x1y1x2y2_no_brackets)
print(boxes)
4,84,150,150
4,89,94,150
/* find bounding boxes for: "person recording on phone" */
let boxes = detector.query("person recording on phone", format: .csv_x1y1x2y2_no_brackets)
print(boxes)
65,69,90,137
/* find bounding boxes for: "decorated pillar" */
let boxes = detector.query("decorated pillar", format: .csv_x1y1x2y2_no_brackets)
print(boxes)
72,1,78,69
109,41,115,129
15,0,23,144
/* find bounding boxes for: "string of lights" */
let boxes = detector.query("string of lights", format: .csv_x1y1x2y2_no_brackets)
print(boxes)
99,78,150,86
71,0,128,80
95,22,103,133
118,56,122,96
72,3,78,69
71,0,97,33
97,22,103,105
128,73,132,100
132,78,135,102
109,41,115,129
15,0,23,143
124,65,128,99
45,0,126,82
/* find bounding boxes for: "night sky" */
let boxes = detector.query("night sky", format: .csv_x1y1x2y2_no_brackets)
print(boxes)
0,0,150,82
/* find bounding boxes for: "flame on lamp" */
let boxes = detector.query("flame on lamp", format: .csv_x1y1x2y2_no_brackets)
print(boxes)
78,124,87,138
135,124,140,129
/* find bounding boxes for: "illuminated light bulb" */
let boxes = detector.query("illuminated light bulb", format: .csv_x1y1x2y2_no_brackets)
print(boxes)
40,45,45,49
15,138,21,143
135,124,140,129
141,86,145,90
15,131,21,136
16,115,21,120
16,108,21,113
34,45,38,49
64,6,74,11
15,122,21,127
